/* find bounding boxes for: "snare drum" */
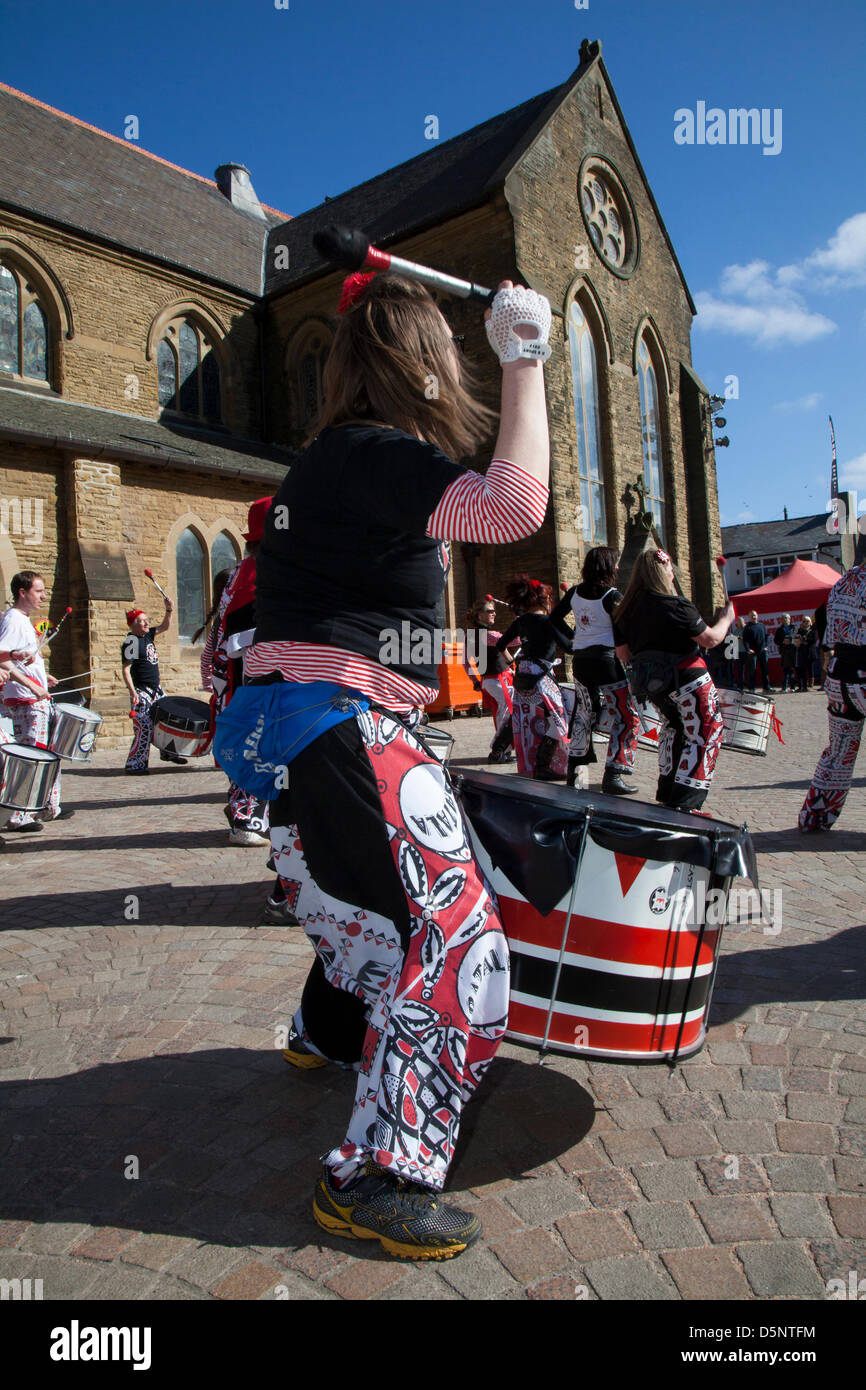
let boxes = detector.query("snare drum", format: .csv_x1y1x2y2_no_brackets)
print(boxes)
49,703,103,762
718,689,774,756
0,742,61,810
456,771,756,1063
152,696,213,758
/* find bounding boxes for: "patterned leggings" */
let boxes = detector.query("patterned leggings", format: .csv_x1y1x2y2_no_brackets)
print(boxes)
227,782,270,835
4,700,61,824
269,705,509,1192
125,686,164,769
568,653,639,772
654,668,724,811
799,675,866,831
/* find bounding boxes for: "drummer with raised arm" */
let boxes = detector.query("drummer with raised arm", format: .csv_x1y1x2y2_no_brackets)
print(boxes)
0,571,67,829
122,600,183,774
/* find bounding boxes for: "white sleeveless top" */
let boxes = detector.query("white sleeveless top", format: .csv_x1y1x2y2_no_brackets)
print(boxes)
570,587,616,651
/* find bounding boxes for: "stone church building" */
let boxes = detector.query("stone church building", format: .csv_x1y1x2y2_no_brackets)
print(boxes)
0,39,723,740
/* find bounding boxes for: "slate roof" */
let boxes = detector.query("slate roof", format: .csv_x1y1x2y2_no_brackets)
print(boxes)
0,386,292,483
263,85,565,296
0,83,285,296
721,514,842,559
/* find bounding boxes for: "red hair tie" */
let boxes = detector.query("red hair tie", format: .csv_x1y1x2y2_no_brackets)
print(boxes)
338,272,376,315
655,549,671,565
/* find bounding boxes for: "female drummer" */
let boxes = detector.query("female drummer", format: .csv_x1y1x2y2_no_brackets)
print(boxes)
122,600,180,773
464,597,518,763
613,549,733,812
240,272,551,1260
550,546,640,794
494,574,570,780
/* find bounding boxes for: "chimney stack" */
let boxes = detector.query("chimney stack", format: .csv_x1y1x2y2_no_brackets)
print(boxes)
214,163,268,222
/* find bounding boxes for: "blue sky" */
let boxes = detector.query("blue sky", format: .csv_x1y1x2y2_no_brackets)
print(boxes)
3,0,865,526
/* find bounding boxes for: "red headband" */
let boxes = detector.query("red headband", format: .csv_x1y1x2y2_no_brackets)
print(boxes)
338,272,376,315
126,609,145,624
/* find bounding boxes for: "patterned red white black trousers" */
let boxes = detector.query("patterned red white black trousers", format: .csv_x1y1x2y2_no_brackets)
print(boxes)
268,705,509,1191
2,699,61,823
567,652,639,772
125,686,163,769
799,675,866,831
654,668,724,811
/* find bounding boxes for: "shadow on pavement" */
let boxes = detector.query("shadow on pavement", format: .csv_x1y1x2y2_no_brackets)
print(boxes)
0,881,274,931
716,922,866,1017
748,827,866,855
2,829,240,855
0,1049,593,1255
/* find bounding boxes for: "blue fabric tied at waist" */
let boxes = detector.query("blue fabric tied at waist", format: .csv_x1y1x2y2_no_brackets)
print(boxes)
213,680,370,801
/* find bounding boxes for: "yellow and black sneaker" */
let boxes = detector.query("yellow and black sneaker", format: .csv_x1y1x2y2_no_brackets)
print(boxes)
282,1024,329,1070
312,1158,481,1261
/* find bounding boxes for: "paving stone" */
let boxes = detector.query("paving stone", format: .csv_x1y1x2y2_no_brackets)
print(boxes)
632,1159,707,1202
737,1241,826,1299
120,1233,199,1271
580,1169,640,1208
164,1242,248,1291
659,1094,723,1123
606,1099,666,1129
584,1253,678,1301
527,1273,592,1300
838,1126,866,1158
837,1072,866,1096
714,1119,775,1153
212,1261,287,1301
662,1246,752,1300
491,1228,569,1284
439,1242,521,1299
655,1122,718,1157
69,1226,138,1261
82,1263,161,1300
763,1155,834,1193
770,1195,834,1239
693,1196,776,1243
776,1120,835,1154
627,1203,706,1251
834,1156,866,1191
827,1195,866,1237
788,1093,846,1123
556,1210,635,1261
17,1223,89,1256
742,1066,784,1092
808,1239,866,1290
599,1129,666,1164
722,1091,783,1120
503,1176,587,1225
697,1157,768,1195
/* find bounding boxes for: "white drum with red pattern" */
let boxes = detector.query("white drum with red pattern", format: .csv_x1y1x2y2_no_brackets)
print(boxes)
457,771,756,1063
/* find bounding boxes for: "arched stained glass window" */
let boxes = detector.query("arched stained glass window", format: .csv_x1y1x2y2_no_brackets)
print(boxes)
638,339,666,544
211,530,238,583
176,528,206,641
568,301,606,543
158,319,221,423
0,260,50,383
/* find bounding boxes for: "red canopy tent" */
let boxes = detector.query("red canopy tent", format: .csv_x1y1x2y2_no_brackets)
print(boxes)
731,558,841,678
732,558,840,618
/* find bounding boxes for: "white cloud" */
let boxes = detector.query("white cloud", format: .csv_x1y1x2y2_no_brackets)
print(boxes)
840,452,866,489
771,392,822,413
695,213,866,348
800,213,866,288
736,508,756,522
694,285,836,347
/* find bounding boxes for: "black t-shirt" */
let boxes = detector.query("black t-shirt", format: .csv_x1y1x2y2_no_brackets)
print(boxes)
613,592,706,661
496,613,563,664
122,628,160,689
253,425,464,686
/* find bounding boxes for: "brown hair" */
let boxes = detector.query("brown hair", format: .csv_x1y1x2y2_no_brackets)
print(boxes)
313,275,497,459
504,573,553,614
11,570,42,601
613,550,674,630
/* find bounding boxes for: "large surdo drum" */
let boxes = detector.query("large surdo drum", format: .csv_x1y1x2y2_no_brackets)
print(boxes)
455,771,757,1064
152,696,213,759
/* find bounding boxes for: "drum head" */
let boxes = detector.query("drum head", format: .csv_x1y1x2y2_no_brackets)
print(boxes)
1,743,59,763
155,696,210,722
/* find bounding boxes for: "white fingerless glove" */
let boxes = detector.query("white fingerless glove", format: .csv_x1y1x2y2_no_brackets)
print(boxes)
485,286,552,364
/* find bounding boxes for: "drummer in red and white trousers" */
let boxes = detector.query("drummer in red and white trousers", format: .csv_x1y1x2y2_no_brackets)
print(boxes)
122,602,186,773
0,570,67,828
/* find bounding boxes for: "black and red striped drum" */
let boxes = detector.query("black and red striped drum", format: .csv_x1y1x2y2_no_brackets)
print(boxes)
152,696,213,759
456,771,756,1063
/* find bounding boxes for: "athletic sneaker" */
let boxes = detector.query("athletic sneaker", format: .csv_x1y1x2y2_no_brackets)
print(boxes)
5,819,44,832
313,1158,481,1261
282,1025,328,1070
228,826,270,847
263,896,300,926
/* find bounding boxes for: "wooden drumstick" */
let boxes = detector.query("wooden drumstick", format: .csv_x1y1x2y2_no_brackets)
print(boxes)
715,555,729,602
144,569,171,602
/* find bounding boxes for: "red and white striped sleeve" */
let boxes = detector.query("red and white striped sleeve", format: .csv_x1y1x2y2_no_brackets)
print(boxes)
426,458,548,543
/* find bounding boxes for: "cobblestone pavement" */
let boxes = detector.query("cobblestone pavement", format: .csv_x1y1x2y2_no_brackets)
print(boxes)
1,688,864,1301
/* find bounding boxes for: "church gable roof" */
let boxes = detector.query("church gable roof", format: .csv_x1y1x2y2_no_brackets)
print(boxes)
0,83,285,296
264,84,566,297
